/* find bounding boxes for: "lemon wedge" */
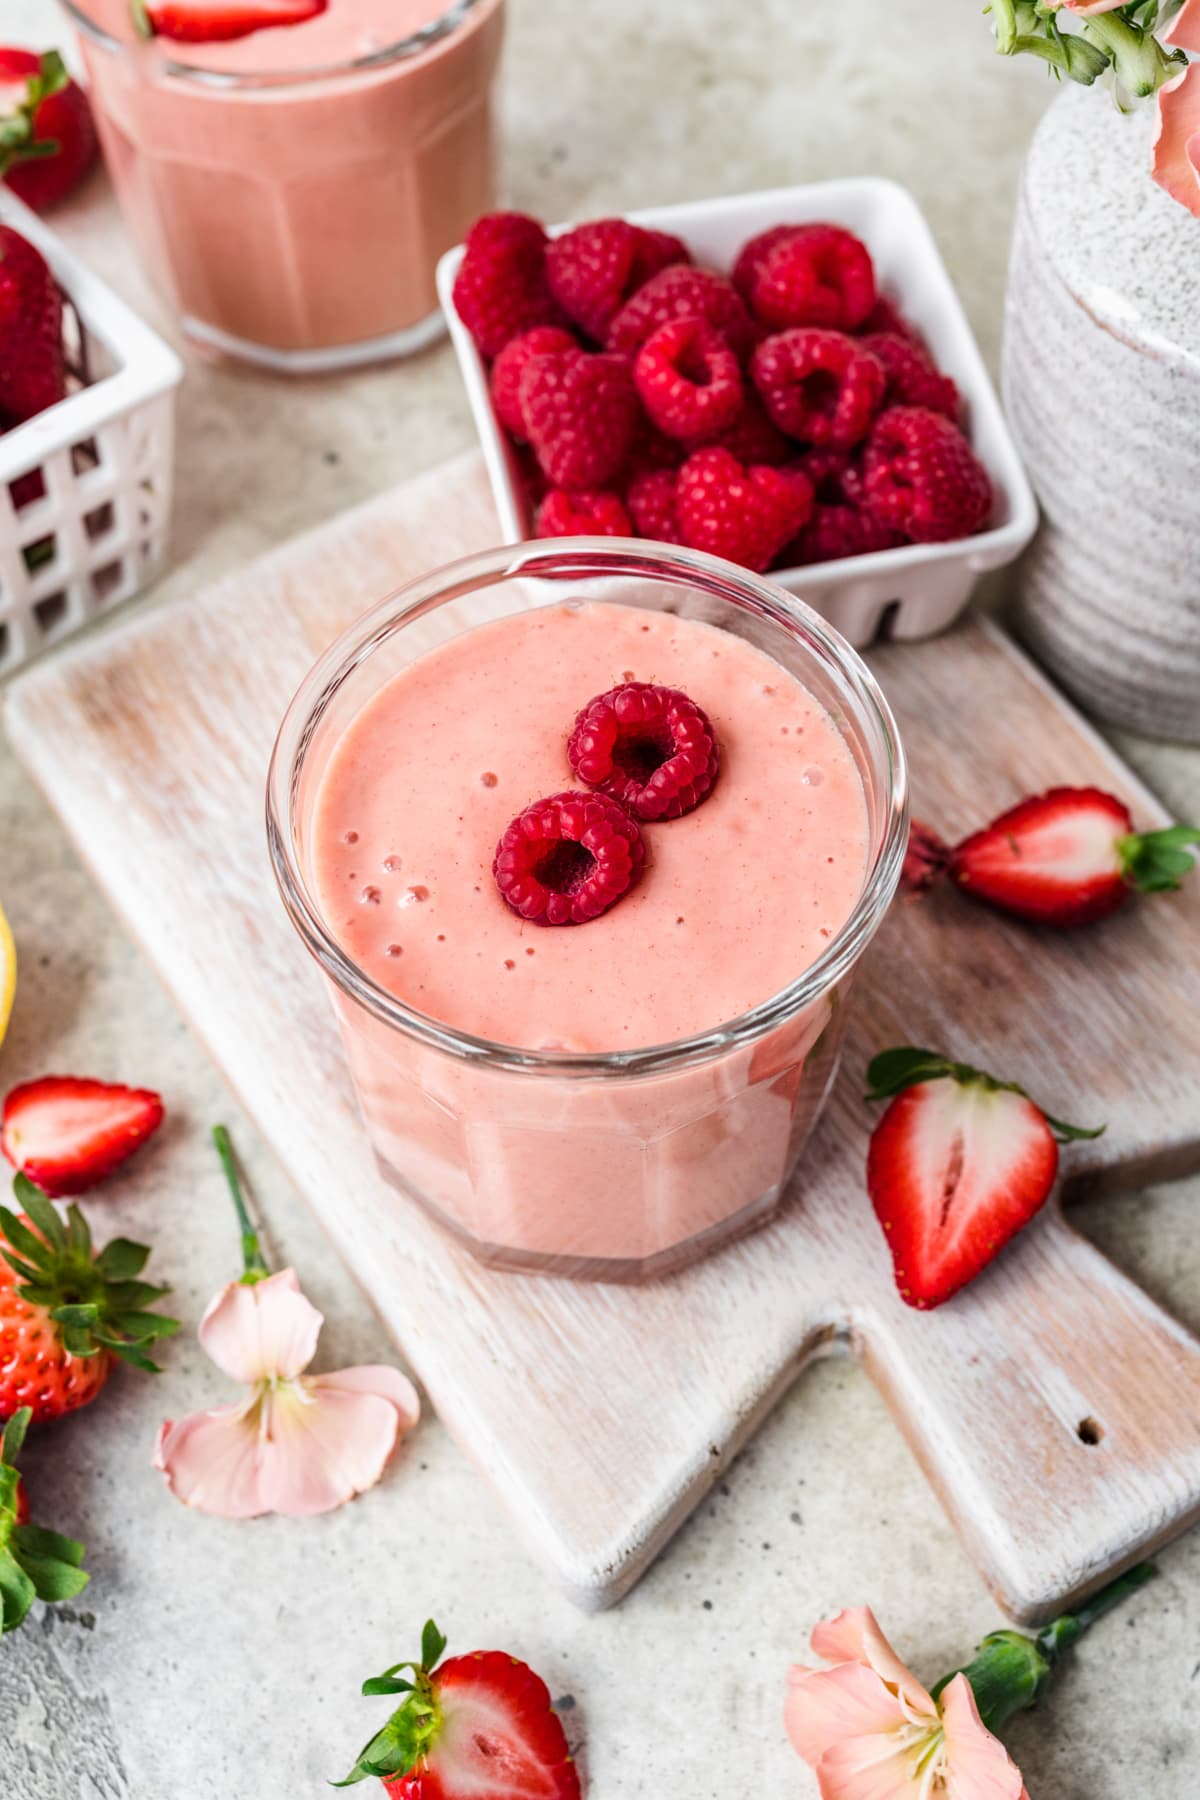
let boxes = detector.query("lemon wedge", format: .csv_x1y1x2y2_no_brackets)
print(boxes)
0,900,14,1051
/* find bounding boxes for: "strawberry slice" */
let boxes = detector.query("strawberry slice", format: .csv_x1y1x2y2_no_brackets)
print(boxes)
336,1619,581,1798
1,1076,164,1197
133,0,327,45
948,786,1199,928
865,1047,1102,1310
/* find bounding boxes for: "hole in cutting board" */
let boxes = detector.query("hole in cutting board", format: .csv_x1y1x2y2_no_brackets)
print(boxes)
1077,1416,1105,1446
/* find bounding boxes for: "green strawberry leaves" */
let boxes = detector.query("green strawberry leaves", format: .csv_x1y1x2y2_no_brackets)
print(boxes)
865,1046,1105,1144
0,1175,179,1373
1119,823,1200,895
333,1618,448,1787
0,50,69,174
0,1407,89,1635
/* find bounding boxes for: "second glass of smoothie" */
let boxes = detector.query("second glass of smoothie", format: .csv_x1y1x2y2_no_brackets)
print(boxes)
65,0,505,371
269,542,907,1280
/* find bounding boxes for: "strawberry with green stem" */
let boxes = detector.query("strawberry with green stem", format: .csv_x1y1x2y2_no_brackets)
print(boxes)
866,1047,1103,1310
0,1175,179,1422
336,1619,581,1798
0,1404,88,1633
0,50,97,213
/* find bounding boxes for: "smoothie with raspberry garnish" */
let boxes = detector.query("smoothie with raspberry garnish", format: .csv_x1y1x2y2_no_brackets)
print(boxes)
300,594,879,1273
66,0,504,367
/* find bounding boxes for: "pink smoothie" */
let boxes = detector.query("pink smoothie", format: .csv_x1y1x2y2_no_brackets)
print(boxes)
70,0,504,361
305,600,871,1272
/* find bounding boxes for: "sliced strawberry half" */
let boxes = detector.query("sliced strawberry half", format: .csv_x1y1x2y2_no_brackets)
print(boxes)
133,0,327,45
1,1076,164,1197
948,786,1199,928
865,1046,1103,1310
336,1619,581,1798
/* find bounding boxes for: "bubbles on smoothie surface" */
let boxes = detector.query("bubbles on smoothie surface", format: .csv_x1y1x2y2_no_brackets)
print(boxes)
383,854,403,873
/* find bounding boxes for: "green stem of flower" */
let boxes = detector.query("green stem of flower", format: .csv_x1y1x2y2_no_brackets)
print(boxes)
931,1563,1156,1735
212,1124,269,1283
1082,10,1182,94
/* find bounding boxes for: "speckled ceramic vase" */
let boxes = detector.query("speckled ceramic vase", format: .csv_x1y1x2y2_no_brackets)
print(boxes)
1004,85,1200,743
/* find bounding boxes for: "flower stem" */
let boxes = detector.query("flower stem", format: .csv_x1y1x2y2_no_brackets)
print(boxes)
931,1563,1155,1735
1082,10,1183,94
212,1124,269,1283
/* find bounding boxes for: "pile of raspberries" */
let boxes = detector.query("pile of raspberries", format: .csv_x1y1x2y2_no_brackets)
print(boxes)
452,211,993,575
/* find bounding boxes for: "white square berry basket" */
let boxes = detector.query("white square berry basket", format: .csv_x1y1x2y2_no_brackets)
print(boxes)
0,190,183,678
437,180,1038,649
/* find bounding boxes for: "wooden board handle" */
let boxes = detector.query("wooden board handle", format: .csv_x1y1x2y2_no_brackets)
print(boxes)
856,1203,1200,1623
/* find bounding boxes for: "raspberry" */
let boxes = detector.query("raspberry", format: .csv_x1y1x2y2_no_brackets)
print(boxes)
493,790,645,926
860,406,992,543
627,469,683,544
752,328,885,450
633,316,744,442
606,265,755,360
731,224,803,303
626,418,687,477
860,295,922,342
534,488,632,537
520,347,639,489
452,212,563,358
782,501,900,567
706,392,791,466
749,223,876,332
861,332,959,420
791,445,857,502
568,682,719,821
490,326,578,439
675,447,813,574
546,219,689,341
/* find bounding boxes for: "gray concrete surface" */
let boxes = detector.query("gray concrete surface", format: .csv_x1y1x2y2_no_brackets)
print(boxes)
2,1,1199,1794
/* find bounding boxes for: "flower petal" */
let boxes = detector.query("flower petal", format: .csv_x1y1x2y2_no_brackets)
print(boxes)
785,1662,911,1769
251,1375,411,1516
311,1363,421,1429
1153,67,1200,220
154,1397,272,1519
198,1269,322,1384
1165,0,1200,53
816,1729,931,1800
940,1675,1027,1800
811,1608,938,1722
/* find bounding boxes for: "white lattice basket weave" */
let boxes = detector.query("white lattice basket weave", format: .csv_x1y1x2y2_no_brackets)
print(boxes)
0,191,182,677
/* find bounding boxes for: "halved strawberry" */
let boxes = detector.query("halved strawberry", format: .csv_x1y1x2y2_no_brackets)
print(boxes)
133,0,327,45
336,1619,581,1798
2,1076,164,1197
948,787,1199,928
865,1046,1102,1309
0,1406,88,1632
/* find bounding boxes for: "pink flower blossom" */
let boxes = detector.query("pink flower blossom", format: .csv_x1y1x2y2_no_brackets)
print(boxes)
155,1268,420,1518
1164,0,1200,54
1046,0,1127,12
785,1607,1029,1800
1154,63,1200,216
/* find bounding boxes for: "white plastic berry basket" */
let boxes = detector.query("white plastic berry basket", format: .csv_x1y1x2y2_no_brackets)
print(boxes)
0,190,182,677
437,180,1038,649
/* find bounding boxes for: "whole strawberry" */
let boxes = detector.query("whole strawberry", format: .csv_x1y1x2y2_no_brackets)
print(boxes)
866,1047,1102,1309
0,224,64,424
335,1619,581,1798
0,49,97,213
0,1175,178,1423
0,1406,88,1633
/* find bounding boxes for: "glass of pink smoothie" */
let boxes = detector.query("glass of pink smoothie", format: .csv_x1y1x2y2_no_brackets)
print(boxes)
268,541,907,1281
64,0,505,371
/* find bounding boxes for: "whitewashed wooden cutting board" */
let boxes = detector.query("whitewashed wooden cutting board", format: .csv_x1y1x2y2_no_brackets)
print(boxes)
7,451,1200,1621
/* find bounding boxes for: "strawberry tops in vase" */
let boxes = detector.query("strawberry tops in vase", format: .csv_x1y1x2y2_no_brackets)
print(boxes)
269,541,907,1281
62,0,505,370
